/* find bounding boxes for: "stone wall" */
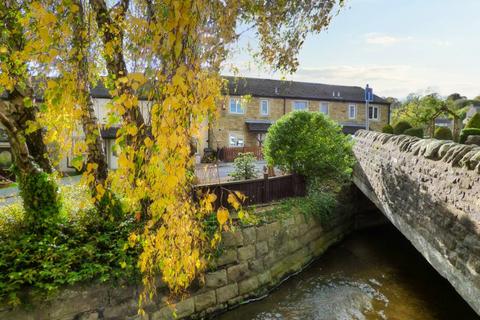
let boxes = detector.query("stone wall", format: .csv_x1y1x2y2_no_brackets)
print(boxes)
353,130,480,315
0,207,354,320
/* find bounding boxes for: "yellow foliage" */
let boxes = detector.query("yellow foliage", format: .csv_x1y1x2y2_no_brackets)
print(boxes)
0,0,341,311
216,207,229,226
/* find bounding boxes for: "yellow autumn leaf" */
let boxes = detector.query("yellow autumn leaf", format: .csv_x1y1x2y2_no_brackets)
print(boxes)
117,76,128,84
144,137,154,148
70,4,79,13
216,207,229,226
129,72,146,84
126,125,138,136
227,193,240,210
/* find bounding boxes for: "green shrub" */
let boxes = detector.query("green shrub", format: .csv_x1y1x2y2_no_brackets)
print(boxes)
465,113,480,129
434,127,453,140
0,214,140,306
460,128,480,144
381,124,394,134
404,127,424,138
0,183,139,307
0,151,12,168
264,111,354,181
16,170,62,230
393,121,412,134
229,152,258,181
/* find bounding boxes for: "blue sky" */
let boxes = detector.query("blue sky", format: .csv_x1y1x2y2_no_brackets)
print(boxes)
224,0,480,100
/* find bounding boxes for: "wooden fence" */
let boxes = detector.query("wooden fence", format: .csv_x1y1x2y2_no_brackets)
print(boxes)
219,146,263,162
195,173,305,209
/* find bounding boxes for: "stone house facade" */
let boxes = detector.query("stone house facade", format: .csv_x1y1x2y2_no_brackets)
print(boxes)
0,77,390,172
208,77,391,151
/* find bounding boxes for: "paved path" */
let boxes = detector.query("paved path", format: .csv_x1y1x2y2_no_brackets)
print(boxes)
0,161,270,207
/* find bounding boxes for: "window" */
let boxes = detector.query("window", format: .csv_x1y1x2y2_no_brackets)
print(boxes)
348,104,356,119
229,97,244,114
293,101,308,111
369,105,380,120
229,132,244,147
260,99,269,116
320,102,329,115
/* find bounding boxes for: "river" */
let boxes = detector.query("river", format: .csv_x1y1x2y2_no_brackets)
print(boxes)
217,224,479,320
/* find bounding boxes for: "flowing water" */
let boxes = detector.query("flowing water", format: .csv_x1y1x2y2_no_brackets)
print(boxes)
217,224,479,320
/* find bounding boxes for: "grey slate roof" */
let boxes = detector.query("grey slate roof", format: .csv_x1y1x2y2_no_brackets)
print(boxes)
2,76,389,105
225,76,389,105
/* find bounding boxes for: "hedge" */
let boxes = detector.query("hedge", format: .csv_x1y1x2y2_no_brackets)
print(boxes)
465,113,480,129
460,128,480,144
393,121,412,134
404,127,424,138
382,124,394,134
434,127,453,140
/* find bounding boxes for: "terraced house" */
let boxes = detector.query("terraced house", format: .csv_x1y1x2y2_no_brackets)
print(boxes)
208,77,390,153
0,77,390,172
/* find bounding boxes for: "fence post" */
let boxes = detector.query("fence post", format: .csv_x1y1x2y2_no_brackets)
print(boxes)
292,173,300,196
263,173,270,203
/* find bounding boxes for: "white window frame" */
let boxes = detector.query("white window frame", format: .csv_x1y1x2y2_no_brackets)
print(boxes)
293,100,308,111
348,104,357,119
319,102,329,115
368,105,380,121
228,132,245,147
229,97,244,114
260,99,269,116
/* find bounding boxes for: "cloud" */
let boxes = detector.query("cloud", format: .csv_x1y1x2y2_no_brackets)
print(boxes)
433,40,452,47
364,33,452,48
364,33,413,45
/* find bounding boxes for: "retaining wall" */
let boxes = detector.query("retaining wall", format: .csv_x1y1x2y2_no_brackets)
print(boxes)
1,204,355,320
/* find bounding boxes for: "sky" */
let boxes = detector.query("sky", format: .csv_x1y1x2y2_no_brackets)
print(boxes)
223,0,480,100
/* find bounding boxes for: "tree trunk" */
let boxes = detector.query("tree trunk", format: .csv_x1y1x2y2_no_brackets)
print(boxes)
6,88,54,173
72,0,109,190
0,105,61,226
89,0,149,149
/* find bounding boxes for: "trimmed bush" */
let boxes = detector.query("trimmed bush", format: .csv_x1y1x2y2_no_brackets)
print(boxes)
434,127,453,140
393,121,412,134
460,128,480,144
382,124,394,134
229,152,258,181
404,127,424,138
465,113,480,129
264,111,354,181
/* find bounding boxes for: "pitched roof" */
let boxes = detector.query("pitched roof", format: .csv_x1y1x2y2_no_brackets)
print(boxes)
224,76,389,105
2,76,390,105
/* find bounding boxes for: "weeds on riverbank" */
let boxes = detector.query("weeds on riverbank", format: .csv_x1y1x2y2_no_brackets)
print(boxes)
0,184,142,307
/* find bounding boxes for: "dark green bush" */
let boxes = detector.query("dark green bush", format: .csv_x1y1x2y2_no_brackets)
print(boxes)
465,113,480,129
404,127,424,138
0,212,140,306
393,121,412,134
460,128,480,144
381,124,394,134
264,111,354,181
434,127,453,140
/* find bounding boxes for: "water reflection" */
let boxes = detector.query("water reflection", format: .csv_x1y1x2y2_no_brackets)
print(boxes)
217,224,479,320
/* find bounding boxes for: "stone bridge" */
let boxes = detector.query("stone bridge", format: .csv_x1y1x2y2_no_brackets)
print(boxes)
353,130,480,315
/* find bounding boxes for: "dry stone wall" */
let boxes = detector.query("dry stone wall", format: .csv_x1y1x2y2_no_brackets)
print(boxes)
353,130,480,315
0,207,354,320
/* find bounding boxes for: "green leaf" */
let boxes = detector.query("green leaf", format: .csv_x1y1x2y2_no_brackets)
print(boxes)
71,155,84,171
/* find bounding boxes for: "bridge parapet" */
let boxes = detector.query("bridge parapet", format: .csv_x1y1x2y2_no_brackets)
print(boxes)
353,130,480,315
